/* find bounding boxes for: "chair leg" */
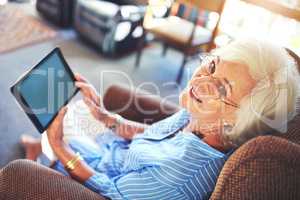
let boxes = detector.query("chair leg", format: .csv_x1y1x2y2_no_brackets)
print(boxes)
162,43,168,56
135,34,146,68
135,48,143,68
176,55,187,84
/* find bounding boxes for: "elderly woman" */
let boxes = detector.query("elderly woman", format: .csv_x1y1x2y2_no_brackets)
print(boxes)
20,39,299,200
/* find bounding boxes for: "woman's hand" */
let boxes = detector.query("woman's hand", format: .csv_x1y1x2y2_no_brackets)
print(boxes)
47,106,95,182
47,107,68,147
74,73,110,122
74,74,147,140
75,73,100,105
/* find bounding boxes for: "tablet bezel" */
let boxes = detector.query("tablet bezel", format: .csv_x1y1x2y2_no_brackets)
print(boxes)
10,48,79,133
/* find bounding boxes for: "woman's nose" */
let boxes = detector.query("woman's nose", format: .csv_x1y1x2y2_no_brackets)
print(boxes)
190,77,221,99
194,66,210,77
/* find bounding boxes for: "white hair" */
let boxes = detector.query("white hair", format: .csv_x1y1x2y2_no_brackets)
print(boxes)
214,38,300,147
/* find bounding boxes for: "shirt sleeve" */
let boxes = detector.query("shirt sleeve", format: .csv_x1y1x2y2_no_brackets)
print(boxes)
84,158,226,200
84,172,123,200
84,166,185,200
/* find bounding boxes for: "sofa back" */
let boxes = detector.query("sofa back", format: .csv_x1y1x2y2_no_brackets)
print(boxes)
279,108,300,145
210,49,300,200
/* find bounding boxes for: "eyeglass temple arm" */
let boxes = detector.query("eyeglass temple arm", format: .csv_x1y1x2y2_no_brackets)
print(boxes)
221,97,240,108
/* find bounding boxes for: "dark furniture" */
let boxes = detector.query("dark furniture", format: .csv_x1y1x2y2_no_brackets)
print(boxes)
36,0,75,27
135,0,226,83
74,0,145,55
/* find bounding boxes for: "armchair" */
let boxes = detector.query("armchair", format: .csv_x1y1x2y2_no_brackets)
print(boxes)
1,51,300,199
74,0,146,55
135,0,226,83
1,83,300,199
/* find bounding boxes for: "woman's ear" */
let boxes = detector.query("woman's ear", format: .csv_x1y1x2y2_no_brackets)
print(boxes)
223,123,234,134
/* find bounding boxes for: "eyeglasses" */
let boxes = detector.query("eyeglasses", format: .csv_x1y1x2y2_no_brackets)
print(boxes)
191,54,240,109
198,53,220,74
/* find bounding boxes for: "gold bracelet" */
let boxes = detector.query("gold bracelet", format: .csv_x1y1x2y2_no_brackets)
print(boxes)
65,152,82,171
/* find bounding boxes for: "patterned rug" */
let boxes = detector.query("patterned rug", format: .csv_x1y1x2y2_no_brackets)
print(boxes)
0,5,57,54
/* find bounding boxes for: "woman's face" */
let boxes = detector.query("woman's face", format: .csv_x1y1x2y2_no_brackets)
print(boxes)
179,55,257,123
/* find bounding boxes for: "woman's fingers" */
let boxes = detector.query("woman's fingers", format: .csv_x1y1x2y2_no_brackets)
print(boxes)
75,81,90,90
76,82,92,99
92,95,101,107
75,81,101,106
56,107,68,122
47,106,68,144
50,106,68,128
83,97,92,109
74,73,88,83
75,82,93,97
83,97,101,119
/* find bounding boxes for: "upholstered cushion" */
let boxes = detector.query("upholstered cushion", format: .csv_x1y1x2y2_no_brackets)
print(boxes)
210,136,300,200
147,16,212,46
210,48,300,199
103,85,180,124
77,0,119,17
74,0,119,48
279,108,300,145
0,160,105,200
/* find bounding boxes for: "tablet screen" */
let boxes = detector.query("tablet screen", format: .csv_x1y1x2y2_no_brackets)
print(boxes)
12,48,78,132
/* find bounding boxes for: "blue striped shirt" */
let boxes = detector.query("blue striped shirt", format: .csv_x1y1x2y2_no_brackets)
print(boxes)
53,109,230,200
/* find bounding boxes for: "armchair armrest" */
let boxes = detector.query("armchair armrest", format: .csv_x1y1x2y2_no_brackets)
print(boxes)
210,135,300,200
0,160,106,200
103,85,180,124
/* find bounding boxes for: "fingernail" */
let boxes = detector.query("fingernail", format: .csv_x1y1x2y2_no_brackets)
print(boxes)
61,107,67,113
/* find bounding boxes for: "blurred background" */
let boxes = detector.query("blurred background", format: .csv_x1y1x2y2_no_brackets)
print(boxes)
0,0,299,167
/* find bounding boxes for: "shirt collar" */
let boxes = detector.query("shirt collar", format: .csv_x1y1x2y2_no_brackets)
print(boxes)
134,109,190,141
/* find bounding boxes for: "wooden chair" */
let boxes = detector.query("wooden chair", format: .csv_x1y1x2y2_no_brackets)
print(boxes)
135,0,226,83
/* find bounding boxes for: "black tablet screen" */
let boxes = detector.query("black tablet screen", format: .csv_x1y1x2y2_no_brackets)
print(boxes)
17,50,77,129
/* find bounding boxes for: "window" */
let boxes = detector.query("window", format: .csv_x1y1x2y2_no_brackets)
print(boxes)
217,0,300,55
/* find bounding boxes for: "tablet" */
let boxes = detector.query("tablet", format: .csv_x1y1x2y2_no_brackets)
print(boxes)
10,48,79,133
